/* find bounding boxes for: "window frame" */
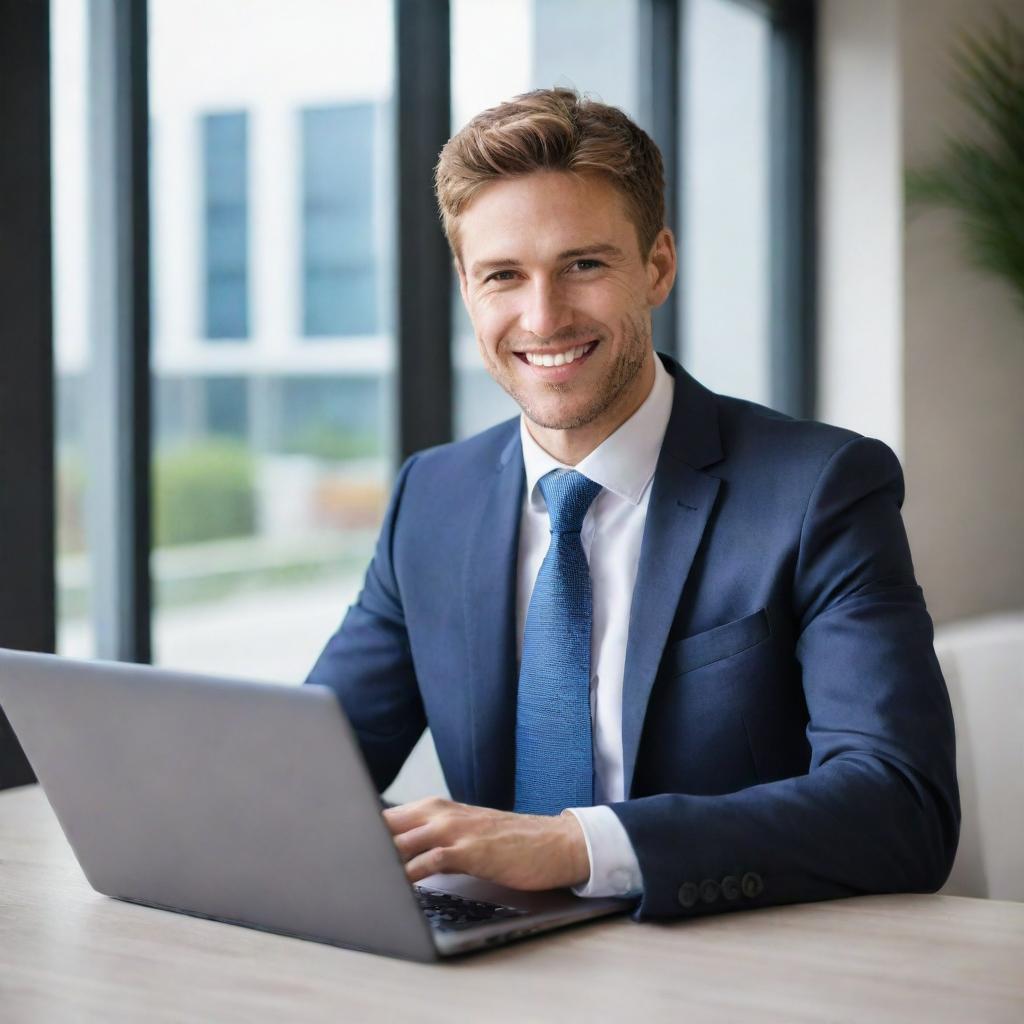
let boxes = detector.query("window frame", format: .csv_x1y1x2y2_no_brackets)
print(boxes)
0,0,55,788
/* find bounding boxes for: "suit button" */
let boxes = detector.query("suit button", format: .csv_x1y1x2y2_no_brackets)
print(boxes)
699,879,720,904
677,882,699,908
720,875,741,901
741,872,764,899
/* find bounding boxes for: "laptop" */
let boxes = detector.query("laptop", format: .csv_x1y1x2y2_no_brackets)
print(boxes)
0,648,631,961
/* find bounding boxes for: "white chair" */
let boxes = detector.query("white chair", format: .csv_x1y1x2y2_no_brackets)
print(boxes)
935,612,1024,901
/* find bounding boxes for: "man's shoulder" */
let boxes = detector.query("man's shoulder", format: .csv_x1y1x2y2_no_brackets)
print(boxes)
710,388,872,472
663,356,880,478
402,416,521,487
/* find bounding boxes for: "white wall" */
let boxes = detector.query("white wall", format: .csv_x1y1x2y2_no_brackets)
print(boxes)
682,0,772,407
818,0,1024,626
817,0,904,454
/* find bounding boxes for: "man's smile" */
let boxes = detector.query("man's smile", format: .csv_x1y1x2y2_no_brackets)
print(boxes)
512,339,600,380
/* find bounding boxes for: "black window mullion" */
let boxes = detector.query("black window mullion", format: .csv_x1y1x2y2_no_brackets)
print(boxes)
647,0,684,361
767,0,816,419
128,0,153,662
0,0,53,788
395,0,452,462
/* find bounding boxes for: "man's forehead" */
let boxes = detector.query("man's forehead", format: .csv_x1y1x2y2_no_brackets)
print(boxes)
457,172,640,275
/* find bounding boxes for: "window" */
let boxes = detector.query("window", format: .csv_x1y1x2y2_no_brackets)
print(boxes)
149,0,395,680
204,376,249,439
202,111,250,339
52,0,94,658
679,0,771,404
301,104,379,337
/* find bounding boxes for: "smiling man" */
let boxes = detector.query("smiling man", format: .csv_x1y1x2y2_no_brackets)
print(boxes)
306,88,960,918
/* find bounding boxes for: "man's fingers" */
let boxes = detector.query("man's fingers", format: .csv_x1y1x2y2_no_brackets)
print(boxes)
404,845,456,883
381,795,451,835
392,821,438,862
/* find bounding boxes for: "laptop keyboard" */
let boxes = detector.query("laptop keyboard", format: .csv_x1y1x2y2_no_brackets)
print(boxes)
414,885,529,932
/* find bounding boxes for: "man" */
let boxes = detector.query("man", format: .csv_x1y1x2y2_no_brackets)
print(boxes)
306,88,959,919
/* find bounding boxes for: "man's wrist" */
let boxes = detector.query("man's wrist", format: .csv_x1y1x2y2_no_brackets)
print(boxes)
558,809,591,887
563,806,644,898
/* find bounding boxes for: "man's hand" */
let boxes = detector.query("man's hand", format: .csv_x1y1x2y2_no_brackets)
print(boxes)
382,797,591,891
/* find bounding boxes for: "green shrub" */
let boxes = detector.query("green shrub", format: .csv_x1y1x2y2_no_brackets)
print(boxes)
154,441,256,547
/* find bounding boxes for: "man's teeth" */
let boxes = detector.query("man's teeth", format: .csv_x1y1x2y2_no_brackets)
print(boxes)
524,343,594,367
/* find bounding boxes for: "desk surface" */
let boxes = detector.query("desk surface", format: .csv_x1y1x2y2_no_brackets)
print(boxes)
1,785,1022,1023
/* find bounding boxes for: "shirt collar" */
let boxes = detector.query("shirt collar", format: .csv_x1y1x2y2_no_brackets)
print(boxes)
519,354,675,508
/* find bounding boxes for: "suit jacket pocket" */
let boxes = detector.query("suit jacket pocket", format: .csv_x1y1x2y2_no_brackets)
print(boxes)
664,607,771,676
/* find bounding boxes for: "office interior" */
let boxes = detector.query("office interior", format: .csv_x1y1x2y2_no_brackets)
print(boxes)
0,0,1021,916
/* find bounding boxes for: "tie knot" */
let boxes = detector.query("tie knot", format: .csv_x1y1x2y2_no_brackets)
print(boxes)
538,470,602,534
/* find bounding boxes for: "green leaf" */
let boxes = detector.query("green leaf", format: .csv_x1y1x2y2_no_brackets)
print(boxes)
906,10,1024,312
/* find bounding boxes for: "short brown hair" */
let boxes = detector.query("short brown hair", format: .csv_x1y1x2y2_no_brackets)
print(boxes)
434,87,665,263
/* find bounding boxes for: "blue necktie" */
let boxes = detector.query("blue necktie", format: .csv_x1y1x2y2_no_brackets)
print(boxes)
514,469,603,815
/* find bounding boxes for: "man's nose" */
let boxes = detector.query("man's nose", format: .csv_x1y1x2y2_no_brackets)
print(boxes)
519,280,573,340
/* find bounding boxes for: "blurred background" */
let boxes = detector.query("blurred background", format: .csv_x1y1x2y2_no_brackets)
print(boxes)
2,0,1022,871
46,0,791,679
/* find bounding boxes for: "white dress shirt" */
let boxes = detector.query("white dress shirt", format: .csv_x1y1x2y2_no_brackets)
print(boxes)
516,355,675,897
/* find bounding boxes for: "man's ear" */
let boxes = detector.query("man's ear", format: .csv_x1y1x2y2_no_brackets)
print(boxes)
645,227,677,309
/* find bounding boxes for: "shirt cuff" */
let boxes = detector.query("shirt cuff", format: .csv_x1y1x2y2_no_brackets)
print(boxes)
564,805,644,898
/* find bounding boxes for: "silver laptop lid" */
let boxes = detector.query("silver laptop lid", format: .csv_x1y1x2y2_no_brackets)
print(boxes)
0,648,438,962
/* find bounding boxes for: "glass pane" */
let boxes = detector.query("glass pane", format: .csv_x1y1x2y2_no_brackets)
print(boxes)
450,0,646,439
202,111,250,339
52,0,94,659
301,104,379,337
680,0,771,404
149,0,396,682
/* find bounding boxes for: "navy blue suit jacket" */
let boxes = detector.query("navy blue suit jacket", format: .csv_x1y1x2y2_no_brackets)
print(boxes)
306,354,960,919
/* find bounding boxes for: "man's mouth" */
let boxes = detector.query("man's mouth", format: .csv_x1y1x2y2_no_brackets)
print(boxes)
514,340,598,368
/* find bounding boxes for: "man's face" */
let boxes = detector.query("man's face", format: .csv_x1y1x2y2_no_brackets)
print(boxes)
456,171,675,438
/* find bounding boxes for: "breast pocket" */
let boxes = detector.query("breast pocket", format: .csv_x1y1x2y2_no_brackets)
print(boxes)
663,607,771,677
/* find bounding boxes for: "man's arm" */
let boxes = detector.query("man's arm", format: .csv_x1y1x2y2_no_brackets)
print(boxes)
305,455,427,793
610,436,961,919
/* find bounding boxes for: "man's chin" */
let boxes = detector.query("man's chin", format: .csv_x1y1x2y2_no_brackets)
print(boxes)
492,365,619,433
520,398,609,433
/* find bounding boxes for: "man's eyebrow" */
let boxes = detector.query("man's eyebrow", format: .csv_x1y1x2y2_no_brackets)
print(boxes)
556,243,627,261
469,243,627,279
469,257,524,278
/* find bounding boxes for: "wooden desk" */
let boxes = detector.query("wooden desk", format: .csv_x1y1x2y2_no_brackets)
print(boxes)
1,785,1021,1023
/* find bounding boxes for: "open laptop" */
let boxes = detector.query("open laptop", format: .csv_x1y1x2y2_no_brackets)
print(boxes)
0,648,631,961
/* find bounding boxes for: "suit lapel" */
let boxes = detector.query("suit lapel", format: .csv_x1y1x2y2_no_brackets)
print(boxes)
463,428,524,810
621,356,724,797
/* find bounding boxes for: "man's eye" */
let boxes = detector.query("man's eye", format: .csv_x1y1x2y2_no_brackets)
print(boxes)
485,270,517,282
570,259,603,272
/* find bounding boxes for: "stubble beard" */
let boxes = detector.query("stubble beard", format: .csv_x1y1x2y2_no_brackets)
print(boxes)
485,311,652,431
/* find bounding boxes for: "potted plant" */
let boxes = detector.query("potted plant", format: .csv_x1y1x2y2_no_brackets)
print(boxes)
905,12,1024,313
